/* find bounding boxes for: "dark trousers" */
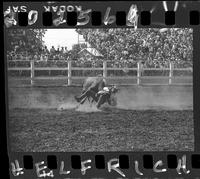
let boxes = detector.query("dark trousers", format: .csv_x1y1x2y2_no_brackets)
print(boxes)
96,93,111,108
75,89,98,104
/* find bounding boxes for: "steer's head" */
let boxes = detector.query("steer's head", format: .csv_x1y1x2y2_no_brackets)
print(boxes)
110,85,119,94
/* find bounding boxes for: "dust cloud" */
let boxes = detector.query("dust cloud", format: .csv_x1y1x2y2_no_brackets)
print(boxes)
9,88,61,109
116,86,193,110
8,86,193,111
9,87,102,112
58,100,101,112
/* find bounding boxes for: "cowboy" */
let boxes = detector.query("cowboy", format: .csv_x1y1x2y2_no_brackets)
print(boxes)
96,85,119,108
75,84,119,108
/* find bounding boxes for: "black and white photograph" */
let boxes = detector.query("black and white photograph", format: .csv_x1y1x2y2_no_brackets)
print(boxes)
6,28,194,152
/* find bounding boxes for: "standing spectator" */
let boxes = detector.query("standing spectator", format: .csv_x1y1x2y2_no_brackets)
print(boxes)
60,47,64,54
64,47,68,53
43,46,49,61
43,46,49,54
50,46,56,54
49,46,55,60
63,47,69,60
56,47,60,54
59,47,64,60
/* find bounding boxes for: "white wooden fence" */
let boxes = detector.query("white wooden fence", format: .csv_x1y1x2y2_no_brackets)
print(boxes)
7,60,193,86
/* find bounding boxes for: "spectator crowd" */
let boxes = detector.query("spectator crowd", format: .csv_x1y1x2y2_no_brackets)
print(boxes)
7,45,70,61
7,31,193,69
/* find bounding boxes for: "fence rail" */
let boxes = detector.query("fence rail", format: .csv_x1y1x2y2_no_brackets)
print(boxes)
7,60,193,86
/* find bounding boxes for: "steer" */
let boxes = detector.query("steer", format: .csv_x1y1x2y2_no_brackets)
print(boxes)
74,75,106,105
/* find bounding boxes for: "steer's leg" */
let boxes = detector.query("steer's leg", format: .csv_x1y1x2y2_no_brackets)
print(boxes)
74,90,88,103
87,97,93,107
75,97,87,109
80,96,88,104
87,96,93,107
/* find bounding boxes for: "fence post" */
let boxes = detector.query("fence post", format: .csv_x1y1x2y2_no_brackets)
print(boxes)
30,60,35,85
68,60,72,86
169,62,174,85
103,61,107,78
137,61,142,85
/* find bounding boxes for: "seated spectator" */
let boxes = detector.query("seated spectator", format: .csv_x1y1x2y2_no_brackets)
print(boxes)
43,54,48,61
54,54,59,60
33,54,38,61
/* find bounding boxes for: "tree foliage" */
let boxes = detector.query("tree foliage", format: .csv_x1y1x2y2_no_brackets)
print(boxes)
76,28,193,67
6,29,46,54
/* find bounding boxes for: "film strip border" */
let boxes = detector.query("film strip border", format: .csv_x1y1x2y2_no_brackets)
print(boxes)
9,153,200,178
12,10,200,27
3,1,200,28
4,1,200,178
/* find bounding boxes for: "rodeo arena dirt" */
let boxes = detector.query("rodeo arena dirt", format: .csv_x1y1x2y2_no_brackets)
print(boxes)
7,28,194,152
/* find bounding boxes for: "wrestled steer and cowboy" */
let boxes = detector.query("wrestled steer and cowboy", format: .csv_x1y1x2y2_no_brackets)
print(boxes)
74,76,119,109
